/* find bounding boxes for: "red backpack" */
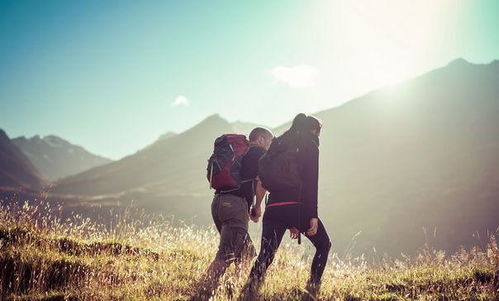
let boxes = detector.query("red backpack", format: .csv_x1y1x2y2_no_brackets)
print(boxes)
207,134,250,191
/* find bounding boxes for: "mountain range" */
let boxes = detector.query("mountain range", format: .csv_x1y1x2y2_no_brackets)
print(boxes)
12,135,112,181
1,58,498,256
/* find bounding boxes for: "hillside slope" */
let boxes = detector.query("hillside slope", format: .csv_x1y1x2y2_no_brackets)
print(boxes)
311,58,499,255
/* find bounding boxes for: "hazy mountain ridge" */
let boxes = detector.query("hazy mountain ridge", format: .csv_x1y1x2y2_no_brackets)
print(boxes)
12,135,112,181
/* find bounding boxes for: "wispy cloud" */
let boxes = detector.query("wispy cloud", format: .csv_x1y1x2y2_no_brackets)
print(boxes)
270,65,319,88
171,95,190,107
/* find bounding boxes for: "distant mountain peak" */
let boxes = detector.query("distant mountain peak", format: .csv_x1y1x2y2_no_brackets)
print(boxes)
447,57,471,66
192,114,230,129
43,135,64,141
42,135,69,147
203,113,227,123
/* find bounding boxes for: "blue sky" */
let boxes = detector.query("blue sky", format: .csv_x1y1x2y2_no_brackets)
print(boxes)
1,0,498,159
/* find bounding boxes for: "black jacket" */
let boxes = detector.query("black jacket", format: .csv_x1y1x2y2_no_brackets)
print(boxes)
267,131,319,219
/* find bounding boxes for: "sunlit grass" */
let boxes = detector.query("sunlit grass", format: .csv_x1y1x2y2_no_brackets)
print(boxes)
0,201,497,300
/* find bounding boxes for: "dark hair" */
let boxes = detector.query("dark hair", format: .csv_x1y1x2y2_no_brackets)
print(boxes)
249,127,273,142
288,113,322,135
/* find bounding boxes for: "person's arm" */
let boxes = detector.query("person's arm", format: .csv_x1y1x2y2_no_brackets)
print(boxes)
301,139,319,235
302,141,319,219
250,177,266,222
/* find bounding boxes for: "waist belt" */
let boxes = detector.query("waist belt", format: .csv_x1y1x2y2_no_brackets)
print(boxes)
266,201,301,208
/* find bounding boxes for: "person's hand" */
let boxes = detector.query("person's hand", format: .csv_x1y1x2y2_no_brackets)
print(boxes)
250,205,262,222
289,227,300,239
306,218,318,236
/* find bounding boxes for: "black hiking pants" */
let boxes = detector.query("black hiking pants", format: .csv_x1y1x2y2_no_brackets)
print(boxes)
248,218,331,287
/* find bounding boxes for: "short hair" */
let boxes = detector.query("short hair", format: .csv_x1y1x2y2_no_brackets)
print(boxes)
249,127,273,142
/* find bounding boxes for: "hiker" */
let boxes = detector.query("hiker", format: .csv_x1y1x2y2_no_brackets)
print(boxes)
191,127,274,300
240,113,331,300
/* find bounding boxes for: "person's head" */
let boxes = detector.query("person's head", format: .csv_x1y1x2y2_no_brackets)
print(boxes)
249,127,274,150
289,113,322,137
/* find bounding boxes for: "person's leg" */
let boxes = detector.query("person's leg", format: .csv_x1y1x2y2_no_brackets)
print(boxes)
231,198,256,268
234,233,257,275
192,194,252,300
304,219,331,295
240,220,287,300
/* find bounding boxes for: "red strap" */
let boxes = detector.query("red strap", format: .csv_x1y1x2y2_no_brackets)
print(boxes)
266,201,301,208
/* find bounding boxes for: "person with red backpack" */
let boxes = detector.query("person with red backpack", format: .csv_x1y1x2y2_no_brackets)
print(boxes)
191,127,274,300
239,114,331,301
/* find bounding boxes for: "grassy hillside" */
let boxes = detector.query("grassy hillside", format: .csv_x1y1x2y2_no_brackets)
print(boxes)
1,202,497,301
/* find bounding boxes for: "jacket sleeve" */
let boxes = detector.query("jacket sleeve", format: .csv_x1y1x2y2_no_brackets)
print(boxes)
300,139,319,219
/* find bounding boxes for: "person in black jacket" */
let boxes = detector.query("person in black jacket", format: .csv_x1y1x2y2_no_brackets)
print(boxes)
240,113,331,300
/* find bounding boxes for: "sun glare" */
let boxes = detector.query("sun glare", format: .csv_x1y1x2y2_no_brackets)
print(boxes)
308,0,458,94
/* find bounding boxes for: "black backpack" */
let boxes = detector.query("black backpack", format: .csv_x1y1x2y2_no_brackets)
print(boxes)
258,134,302,192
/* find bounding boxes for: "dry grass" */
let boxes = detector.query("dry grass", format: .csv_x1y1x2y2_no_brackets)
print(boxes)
0,201,497,301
